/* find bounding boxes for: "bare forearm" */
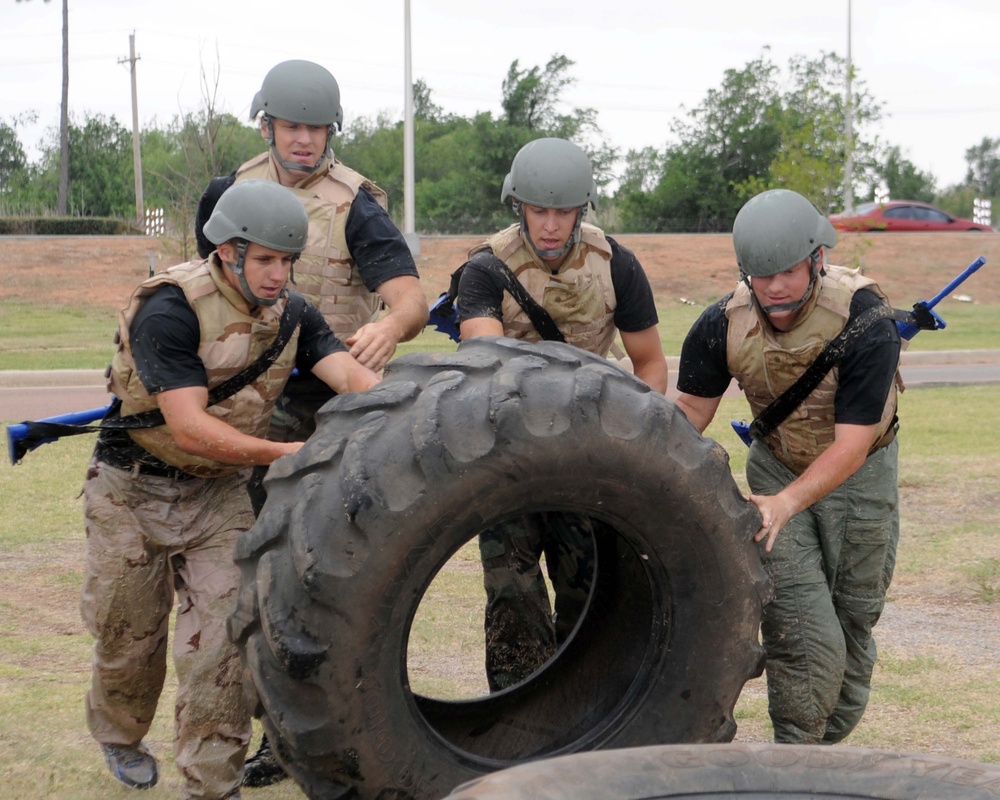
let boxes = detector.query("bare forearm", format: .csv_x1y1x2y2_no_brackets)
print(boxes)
633,356,668,395
621,328,668,395
377,276,429,344
347,279,428,371
776,439,869,516
674,393,722,434
170,416,298,466
382,292,430,343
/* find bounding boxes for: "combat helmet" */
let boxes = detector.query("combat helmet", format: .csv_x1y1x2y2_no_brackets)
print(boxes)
733,189,836,278
252,60,343,174
501,138,597,259
203,179,308,306
732,189,836,315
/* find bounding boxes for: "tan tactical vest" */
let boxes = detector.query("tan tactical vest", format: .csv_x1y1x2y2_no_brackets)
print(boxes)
235,152,387,341
474,222,618,356
107,258,299,478
725,264,899,474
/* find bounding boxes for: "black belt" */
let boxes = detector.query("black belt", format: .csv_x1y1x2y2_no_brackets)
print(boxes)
95,441,198,481
869,418,899,455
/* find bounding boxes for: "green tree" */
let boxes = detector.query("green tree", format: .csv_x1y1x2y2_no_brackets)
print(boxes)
31,112,134,216
617,52,783,231
964,137,1000,197
412,78,449,123
501,55,575,131
499,54,616,185
142,108,262,254
877,146,936,203
767,52,882,212
337,111,407,213
68,113,134,216
0,116,32,208
615,49,884,230
618,147,665,195
338,58,613,233
933,183,982,221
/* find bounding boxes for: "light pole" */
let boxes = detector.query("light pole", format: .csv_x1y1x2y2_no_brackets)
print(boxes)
402,0,419,255
842,0,854,214
123,33,144,227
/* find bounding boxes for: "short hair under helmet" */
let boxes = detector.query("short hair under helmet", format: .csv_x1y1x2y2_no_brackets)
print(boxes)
732,189,837,278
250,60,344,130
501,138,598,210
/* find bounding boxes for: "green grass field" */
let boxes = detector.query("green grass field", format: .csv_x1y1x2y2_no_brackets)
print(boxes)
1,385,997,799
1,299,996,371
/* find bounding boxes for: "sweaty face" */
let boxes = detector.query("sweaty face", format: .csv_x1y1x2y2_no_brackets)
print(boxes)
749,257,813,330
219,241,296,304
264,117,330,185
522,204,579,265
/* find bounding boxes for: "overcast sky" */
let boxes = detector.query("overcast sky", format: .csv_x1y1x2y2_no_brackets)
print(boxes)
4,0,999,192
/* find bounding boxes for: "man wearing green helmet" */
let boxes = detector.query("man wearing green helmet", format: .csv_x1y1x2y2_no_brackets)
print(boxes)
675,188,902,745
456,137,668,691
459,137,666,390
82,180,377,799
194,59,427,436
195,59,429,788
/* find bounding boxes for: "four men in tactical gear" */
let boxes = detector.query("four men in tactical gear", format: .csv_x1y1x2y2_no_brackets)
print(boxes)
676,188,902,744
83,179,378,798
79,54,910,795
456,137,668,690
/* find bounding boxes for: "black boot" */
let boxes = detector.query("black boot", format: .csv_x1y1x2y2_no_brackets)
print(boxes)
242,734,287,787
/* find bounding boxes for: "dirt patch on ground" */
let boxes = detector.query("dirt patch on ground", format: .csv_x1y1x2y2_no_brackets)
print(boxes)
1,231,997,311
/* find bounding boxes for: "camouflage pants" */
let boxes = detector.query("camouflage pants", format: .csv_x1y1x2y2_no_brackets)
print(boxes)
479,512,596,691
746,439,900,744
81,459,255,800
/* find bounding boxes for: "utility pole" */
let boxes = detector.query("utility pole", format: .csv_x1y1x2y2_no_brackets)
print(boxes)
119,33,144,226
841,0,854,214
402,0,419,255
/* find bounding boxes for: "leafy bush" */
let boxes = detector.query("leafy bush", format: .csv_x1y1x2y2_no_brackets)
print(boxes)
0,216,142,235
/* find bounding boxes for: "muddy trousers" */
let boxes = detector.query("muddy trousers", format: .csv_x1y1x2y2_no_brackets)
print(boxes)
478,513,596,691
746,439,899,745
81,460,255,800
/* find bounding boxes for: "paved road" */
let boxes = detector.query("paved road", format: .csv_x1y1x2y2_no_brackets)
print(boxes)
3,353,999,423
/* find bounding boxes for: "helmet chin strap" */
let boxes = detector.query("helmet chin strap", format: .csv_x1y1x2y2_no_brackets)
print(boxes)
744,251,823,316
222,240,290,307
264,116,332,176
517,202,587,261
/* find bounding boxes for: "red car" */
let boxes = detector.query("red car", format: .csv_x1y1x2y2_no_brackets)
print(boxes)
829,201,993,233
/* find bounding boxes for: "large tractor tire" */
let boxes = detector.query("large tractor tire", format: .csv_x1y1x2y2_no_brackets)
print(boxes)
444,743,1000,799
230,337,771,800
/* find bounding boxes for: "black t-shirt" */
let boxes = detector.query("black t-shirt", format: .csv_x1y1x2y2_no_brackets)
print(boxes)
456,236,659,333
194,174,418,291
128,284,345,393
676,288,900,425
96,285,345,462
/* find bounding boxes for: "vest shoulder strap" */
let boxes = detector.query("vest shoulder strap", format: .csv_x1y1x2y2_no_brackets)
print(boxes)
460,250,566,343
749,302,911,441
12,294,307,457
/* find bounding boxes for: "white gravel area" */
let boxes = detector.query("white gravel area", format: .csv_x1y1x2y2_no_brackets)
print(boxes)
877,600,999,668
